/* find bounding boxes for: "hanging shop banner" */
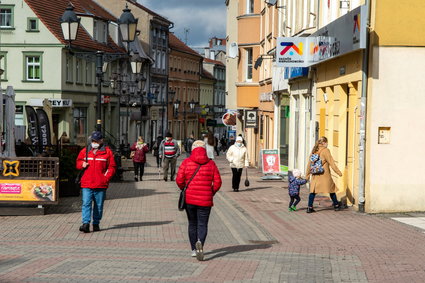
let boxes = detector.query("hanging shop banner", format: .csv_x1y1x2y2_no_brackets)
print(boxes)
277,5,367,67
25,106,40,148
222,110,239,126
0,180,56,202
245,110,258,128
261,149,281,174
36,109,52,148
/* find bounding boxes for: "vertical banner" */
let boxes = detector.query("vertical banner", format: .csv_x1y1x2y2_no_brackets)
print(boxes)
25,106,40,151
261,149,281,174
36,108,52,150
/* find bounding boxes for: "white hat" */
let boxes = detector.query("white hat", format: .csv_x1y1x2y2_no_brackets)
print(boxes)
192,140,206,150
292,169,302,178
236,136,243,142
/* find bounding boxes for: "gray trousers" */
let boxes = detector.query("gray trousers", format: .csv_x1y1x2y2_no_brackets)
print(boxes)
163,157,177,180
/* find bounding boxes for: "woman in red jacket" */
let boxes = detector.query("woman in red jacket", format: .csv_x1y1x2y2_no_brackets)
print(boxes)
176,140,222,261
130,136,149,181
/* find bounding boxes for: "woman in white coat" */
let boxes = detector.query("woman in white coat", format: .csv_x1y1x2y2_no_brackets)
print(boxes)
226,136,249,192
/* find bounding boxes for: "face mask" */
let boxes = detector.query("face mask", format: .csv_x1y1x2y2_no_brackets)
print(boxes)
137,141,143,144
236,143,242,147
91,143,100,149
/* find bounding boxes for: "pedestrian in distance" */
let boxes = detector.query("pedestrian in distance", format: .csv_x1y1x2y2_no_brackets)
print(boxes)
152,135,163,168
220,135,227,152
204,132,215,159
184,133,195,157
305,136,343,213
288,169,308,211
176,140,222,261
130,136,149,182
76,131,116,233
214,135,220,156
226,136,249,192
159,132,180,181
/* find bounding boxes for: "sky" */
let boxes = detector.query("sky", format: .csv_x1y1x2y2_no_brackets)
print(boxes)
139,0,226,47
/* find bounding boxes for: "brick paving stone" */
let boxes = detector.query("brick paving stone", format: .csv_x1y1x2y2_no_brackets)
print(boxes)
1,154,425,282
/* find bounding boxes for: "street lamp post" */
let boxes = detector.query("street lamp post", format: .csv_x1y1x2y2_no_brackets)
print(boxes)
60,4,138,133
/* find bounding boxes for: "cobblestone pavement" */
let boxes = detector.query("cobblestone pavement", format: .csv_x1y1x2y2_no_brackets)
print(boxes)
1,154,425,282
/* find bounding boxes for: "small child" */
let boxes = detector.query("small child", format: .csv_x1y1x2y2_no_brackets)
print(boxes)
288,169,308,211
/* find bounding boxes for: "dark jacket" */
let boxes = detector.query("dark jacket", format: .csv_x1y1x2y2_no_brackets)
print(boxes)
288,176,308,196
176,147,222,207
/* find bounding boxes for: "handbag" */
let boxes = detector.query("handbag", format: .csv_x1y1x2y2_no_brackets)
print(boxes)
178,165,201,211
75,145,89,185
244,168,250,187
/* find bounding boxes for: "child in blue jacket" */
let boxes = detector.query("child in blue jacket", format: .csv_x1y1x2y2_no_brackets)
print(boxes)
288,169,308,211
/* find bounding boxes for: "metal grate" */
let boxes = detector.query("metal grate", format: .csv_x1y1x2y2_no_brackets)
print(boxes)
1,157,59,178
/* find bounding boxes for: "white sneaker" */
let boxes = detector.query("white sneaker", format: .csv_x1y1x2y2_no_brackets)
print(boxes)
195,240,204,261
191,250,197,257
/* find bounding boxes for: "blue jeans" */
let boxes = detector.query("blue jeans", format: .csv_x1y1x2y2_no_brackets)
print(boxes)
81,188,106,225
308,192,338,208
185,204,212,250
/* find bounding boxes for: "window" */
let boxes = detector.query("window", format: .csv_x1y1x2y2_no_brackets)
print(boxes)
85,61,92,85
93,20,107,43
73,107,87,139
245,48,253,81
76,59,82,83
23,52,43,81
0,6,13,28
27,18,38,32
246,0,254,14
0,52,7,81
66,55,73,82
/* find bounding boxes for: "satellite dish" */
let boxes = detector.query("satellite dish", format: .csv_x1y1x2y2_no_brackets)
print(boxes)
228,42,238,59
265,0,277,5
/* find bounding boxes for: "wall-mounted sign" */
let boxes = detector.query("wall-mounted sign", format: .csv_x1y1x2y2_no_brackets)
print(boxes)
2,160,19,177
29,99,72,107
222,110,239,126
245,110,258,128
277,5,367,67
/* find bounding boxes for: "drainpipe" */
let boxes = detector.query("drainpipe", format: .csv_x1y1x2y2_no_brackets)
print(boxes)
358,0,371,213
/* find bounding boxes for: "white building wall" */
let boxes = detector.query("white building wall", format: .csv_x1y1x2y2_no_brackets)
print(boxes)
367,47,425,212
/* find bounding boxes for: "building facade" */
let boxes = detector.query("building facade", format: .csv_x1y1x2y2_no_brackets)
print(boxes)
0,0,130,147
168,33,202,141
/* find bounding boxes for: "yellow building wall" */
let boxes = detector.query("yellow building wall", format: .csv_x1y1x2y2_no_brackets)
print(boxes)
374,0,425,46
236,86,259,108
238,17,261,45
315,52,362,206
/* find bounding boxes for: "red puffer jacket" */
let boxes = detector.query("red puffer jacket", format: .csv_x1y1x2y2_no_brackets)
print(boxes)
176,147,222,207
76,145,116,189
130,142,149,163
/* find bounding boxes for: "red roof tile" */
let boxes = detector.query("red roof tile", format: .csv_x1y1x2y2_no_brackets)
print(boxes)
25,0,125,53
201,68,215,80
204,58,225,66
169,33,203,58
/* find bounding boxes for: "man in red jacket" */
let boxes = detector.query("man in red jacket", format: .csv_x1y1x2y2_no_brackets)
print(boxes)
176,140,222,261
76,131,116,233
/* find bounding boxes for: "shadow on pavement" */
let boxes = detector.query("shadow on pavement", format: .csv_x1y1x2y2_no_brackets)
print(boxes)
102,220,173,231
239,186,271,192
204,243,273,260
106,188,172,200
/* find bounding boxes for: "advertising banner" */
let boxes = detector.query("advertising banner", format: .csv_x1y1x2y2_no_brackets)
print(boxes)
36,109,52,149
276,37,309,67
0,180,56,202
261,149,281,174
25,106,40,149
222,110,239,126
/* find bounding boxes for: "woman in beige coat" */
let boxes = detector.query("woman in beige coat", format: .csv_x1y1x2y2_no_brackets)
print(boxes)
226,136,249,192
305,136,343,213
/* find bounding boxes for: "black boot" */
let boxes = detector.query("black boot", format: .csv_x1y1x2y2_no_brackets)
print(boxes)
306,207,316,213
334,202,343,211
79,223,90,233
92,224,100,232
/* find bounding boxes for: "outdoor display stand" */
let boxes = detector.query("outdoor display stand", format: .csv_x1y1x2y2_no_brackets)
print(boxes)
260,149,285,181
0,157,59,215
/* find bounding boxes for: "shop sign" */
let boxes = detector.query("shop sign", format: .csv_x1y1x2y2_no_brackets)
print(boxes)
277,5,367,67
284,67,309,79
101,95,110,104
261,149,281,174
207,119,217,127
29,99,72,107
0,180,56,202
245,110,258,128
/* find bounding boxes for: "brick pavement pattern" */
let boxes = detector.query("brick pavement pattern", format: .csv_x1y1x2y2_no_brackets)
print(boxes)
1,155,425,282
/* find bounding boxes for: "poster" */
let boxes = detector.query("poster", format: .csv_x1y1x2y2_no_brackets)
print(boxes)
0,180,56,202
261,149,281,174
